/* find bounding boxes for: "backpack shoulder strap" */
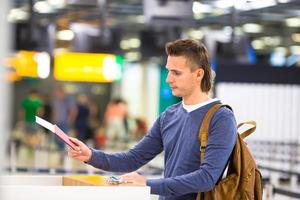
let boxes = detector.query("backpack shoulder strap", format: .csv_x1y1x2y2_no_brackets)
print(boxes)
237,121,256,139
198,103,232,161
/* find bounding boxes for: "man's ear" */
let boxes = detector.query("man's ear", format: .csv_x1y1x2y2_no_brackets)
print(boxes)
196,68,204,81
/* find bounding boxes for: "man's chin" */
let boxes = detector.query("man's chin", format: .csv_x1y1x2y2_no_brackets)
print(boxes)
171,91,181,97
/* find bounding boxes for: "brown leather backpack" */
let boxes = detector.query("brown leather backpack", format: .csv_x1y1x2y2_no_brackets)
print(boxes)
196,104,263,200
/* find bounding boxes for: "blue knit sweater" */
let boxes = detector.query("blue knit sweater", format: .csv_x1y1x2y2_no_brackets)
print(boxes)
87,101,237,200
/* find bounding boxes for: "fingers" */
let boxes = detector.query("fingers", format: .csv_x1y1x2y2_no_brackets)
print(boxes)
68,147,82,155
118,179,140,186
118,172,138,183
67,148,82,159
69,137,85,151
69,137,82,146
119,177,133,183
67,145,81,154
67,139,92,162
67,140,83,157
118,174,130,184
107,172,145,186
118,178,134,186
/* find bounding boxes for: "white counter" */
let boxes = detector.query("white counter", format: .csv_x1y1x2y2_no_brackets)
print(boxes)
0,175,150,200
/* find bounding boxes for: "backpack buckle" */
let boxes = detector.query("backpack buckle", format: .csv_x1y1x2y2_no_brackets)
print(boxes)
200,146,206,152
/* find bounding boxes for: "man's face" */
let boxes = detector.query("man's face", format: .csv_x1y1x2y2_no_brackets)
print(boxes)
166,55,202,98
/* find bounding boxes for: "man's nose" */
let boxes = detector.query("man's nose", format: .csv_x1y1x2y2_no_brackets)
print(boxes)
166,72,172,83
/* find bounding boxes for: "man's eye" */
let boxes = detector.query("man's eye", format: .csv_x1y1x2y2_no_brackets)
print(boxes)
173,71,181,76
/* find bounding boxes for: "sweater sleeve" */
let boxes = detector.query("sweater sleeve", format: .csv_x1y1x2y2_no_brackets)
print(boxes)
86,115,164,172
147,108,237,196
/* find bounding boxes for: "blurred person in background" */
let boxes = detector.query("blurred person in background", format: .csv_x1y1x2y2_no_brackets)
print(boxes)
104,98,129,147
21,89,44,133
15,89,44,165
52,87,76,151
20,89,44,146
67,39,237,200
132,117,148,141
94,126,107,150
74,94,91,143
88,101,101,146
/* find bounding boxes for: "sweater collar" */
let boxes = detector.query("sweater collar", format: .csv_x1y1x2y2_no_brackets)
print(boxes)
182,98,219,113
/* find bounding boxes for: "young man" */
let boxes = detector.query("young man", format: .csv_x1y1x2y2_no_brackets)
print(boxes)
68,39,237,200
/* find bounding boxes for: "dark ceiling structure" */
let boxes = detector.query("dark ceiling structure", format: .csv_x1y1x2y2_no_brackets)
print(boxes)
8,0,300,62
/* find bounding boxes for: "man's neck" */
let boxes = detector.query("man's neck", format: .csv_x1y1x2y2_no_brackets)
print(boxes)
183,92,210,105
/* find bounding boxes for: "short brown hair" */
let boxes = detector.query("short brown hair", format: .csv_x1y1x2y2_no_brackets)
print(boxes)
165,39,212,93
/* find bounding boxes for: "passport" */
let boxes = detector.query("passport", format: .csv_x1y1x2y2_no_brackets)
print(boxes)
35,116,77,150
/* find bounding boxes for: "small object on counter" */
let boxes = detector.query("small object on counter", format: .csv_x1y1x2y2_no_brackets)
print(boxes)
106,176,122,185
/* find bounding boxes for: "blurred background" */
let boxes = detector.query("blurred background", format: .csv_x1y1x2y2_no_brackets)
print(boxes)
1,0,300,199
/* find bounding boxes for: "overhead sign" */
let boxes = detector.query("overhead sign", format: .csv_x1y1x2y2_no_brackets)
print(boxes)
5,51,50,79
54,52,123,83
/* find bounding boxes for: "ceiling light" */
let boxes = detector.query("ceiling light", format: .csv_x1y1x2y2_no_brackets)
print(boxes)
274,47,287,55
187,29,204,40
192,2,212,14
128,38,141,48
47,0,66,8
34,1,53,13
214,0,234,9
120,40,130,50
250,0,276,9
285,17,300,27
252,40,265,50
120,38,140,50
278,0,291,3
232,0,277,11
223,26,233,36
261,36,281,46
292,33,300,43
56,30,74,41
290,46,300,55
234,0,250,10
125,52,141,62
7,8,29,22
192,2,201,14
242,23,263,33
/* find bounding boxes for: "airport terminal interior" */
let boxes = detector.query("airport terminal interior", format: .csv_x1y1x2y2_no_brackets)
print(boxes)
1,0,300,199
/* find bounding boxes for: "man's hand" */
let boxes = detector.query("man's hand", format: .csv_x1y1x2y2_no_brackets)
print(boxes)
118,172,146,186
67,137,92,162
